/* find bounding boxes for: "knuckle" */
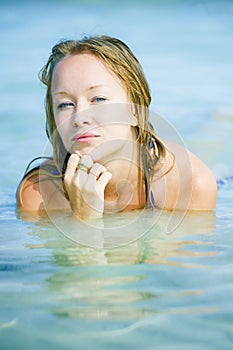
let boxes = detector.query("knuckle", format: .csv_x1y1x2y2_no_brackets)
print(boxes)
69,153,79,163
93,163,106,173
82,155,93,167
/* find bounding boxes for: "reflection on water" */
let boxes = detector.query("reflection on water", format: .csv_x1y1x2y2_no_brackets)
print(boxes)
22,210,218,322
25,209,217,267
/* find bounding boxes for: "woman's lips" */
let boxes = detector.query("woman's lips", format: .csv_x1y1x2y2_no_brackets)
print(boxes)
72,133,100,143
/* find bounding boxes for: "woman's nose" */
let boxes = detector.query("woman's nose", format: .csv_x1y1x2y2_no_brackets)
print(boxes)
72,102,93,127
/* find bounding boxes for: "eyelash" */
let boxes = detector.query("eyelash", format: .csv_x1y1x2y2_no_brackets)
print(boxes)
57,102,74,110
57,96,107,110
92,96,107,103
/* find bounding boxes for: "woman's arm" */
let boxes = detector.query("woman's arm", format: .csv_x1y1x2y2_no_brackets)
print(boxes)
16,172,45,211
16,171,70,212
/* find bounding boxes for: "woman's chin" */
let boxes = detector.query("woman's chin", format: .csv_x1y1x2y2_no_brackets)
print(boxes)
69,148,103,163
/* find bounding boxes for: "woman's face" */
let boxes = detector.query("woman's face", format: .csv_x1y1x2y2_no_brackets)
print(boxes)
51,53,137,163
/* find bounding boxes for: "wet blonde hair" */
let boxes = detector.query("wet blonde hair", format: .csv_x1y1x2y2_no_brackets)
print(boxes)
39,35,168,206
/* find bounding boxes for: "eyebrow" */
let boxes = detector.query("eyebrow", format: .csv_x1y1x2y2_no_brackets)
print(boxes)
54,85,108,96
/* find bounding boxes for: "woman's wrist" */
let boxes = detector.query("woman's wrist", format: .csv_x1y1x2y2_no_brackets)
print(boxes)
71,204,104,222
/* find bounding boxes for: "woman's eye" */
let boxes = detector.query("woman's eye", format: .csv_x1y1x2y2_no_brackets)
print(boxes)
57,102,74,110
92,96,107,103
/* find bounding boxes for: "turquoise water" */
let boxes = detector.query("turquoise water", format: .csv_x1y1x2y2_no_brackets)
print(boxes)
1,0,233,348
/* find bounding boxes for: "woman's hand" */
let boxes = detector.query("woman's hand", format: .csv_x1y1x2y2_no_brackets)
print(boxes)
64,153,112,220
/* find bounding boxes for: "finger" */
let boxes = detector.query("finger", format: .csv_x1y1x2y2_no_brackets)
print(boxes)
97,171,112,190
80,155,93,168
77,155,93,185
89,163,107,181
64,153,80,184
74,150,82,158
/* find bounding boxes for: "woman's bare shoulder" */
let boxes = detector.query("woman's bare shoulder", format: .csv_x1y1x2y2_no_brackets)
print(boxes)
16,168,45,211
152,141,217,210
16,163,70,212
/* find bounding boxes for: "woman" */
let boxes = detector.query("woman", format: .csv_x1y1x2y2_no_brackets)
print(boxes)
16,35,217,220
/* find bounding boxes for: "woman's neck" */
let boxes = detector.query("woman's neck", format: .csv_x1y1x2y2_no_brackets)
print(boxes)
103,142,145,211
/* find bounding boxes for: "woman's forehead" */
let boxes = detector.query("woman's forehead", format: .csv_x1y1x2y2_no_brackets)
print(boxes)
52,53,126,93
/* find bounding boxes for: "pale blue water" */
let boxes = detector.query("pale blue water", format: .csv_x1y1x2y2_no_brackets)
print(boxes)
1,0,233,349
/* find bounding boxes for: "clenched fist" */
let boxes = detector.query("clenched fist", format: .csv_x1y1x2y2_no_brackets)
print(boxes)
64,153,112,220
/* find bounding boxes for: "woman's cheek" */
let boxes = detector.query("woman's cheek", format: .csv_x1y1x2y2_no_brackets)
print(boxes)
55,119,70,148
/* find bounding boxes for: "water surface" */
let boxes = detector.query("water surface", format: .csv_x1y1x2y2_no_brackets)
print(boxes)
0,1,233,349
